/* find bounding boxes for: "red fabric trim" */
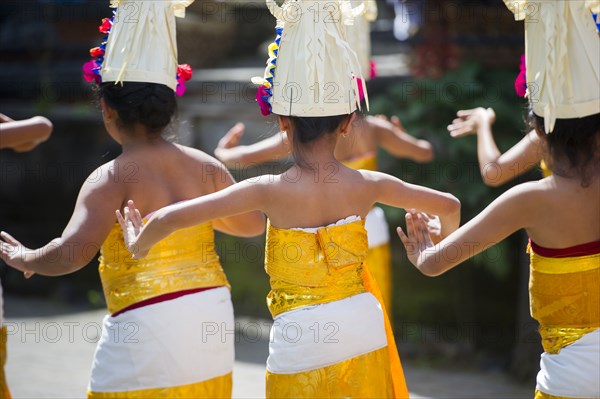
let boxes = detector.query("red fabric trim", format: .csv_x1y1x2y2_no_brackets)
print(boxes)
530,239,600,258
112,287,219,317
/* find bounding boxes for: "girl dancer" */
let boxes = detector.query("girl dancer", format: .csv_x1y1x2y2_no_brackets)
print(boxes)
400,1,600,397
0,1,264,397
118,0,460,397
213,0,432,313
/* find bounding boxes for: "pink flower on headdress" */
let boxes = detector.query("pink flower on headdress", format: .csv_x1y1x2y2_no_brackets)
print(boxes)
176,77,187,96
370,60,377,80
356,78,365,102
514,54,527,98
90,47,105,58
99,18,112,34
256,86,271,116
177,64,193,82
82,60,101,84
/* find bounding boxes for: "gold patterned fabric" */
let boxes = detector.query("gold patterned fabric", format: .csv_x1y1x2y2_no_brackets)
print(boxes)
265,220,409,398
366,242,392,314
528,245,600,354
0,326,10,399
342,153,377,172
534,388,597,399
265,220,369,318
266,347,393,398
88,372,232,399
99,222,229,314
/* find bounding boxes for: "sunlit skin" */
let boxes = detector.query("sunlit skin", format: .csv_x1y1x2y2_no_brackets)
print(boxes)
448,107,545,187
0,99,266,277
116,114,460,260
398,132,600,276
214,114,434,168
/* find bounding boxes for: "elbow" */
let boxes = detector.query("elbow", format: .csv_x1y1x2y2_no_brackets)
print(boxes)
252,215,267,235
482,176,505,188
238,213,267,237
32,116,54,140
418,258,447,277
420,264,444,277
480,164,507,187
415,141,435,163
443,193,461,216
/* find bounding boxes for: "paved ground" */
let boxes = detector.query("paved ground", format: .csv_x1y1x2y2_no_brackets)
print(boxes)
4,296,534,398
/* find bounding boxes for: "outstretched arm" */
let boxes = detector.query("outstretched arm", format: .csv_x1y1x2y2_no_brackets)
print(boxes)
367,115,434,163
398,181,537,276
448,108,542,186
214,123,290,168
118,177,269,259
0,164,122,276
368,171,461,239
210,160,266,237
0,115,53,152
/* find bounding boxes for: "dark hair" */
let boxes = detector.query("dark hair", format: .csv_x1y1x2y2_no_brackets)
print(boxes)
286,113,354,169
98,82,177,137
528,107,600,187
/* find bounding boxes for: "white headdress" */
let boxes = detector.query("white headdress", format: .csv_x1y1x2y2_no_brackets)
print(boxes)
84,0,194,92
345,0,378,81
253,0,368,117
504,0,600,133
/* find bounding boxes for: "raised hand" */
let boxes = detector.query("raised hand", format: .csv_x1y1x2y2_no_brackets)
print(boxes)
397,210,434,268
390,115,406,132
448,107,496,138
116,200,148,259
0,231,35,278
214,122,245,163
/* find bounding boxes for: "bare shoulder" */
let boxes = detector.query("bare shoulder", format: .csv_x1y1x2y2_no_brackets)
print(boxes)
489,179,549,218
357,169,399,184
77,159,125,203
174,144,224,166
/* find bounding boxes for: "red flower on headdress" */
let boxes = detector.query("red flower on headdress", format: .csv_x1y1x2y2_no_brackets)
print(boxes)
99,18,112,34
90,47,105,58
82,60,101,84
177,64,193,82
514,54,527,98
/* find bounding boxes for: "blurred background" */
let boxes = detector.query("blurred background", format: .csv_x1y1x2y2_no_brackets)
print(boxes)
1,0,542,390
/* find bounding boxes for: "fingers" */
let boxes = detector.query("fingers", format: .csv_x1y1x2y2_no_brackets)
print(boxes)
0,242,11,261
134,209,143,226
116,210,127,230
0,231,20,246
448,124,473,137
390,115,405,131
397,227,411,249
456,109,474,118
405,211,418,241
219,123,245,149
127,200,143,227
416,213,434,247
